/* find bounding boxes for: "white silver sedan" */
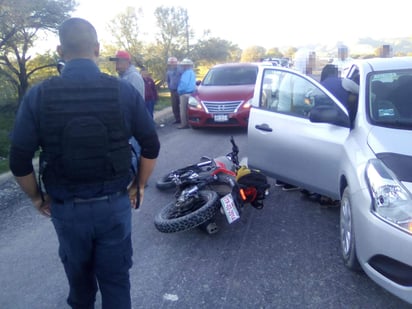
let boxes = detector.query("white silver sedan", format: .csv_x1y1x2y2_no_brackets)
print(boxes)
247,57,412,304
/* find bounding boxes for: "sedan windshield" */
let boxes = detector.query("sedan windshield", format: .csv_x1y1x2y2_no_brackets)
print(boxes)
202,66,258,86
369,70,412,129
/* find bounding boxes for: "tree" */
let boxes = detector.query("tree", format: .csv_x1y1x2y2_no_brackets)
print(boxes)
0,0,76,103
27,51,60,84
154,6,192,62
283,47,298,59
241,46,266,62
140,42,166,85
265,47,283,58
106,6,144,66
193,37,241,66
105,7,168,83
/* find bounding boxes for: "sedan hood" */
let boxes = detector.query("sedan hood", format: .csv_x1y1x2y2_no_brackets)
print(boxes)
368,126,412,156
368,126,412,182
194,84,255,101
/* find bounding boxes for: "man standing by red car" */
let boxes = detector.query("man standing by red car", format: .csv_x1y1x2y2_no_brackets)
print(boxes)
166,56,181,124
177,58,196,129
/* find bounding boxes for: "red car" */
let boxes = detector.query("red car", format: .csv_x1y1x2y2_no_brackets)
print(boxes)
187,63,260,128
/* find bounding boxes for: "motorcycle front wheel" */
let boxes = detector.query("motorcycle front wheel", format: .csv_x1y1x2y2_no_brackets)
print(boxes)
156,172,177,190
154,190,220,233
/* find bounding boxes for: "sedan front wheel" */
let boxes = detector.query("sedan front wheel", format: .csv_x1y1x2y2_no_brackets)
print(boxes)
340,186,361,270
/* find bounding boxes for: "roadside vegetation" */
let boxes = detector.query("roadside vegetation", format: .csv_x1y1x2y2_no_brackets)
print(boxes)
154,89,172,112
0,104,14,174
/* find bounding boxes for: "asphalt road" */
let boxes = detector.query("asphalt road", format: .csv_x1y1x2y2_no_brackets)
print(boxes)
0,114,410,308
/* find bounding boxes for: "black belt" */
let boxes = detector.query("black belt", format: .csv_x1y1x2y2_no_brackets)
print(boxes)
73,191,126,203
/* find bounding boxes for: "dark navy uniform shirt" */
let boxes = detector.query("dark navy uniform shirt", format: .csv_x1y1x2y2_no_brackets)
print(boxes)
9,59,160,199
321,76,350,109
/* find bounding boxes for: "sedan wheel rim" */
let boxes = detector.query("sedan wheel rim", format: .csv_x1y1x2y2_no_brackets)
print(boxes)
340,197,352,257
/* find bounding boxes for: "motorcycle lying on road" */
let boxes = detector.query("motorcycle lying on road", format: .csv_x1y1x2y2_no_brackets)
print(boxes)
154,136,270,234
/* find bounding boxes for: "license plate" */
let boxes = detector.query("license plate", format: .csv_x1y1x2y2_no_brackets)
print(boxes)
220,193,240,224
214,114,228,122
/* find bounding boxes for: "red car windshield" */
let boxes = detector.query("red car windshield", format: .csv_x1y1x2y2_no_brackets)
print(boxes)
202,66,258,86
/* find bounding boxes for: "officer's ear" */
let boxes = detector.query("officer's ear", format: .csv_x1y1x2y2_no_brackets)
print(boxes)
94,42,100,58
57,45,63,58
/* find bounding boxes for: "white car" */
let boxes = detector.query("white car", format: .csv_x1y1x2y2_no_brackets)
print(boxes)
247,57,412,304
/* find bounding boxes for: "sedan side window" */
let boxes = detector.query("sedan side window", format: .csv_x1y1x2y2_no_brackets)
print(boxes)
260,69,280,109
260,70,335,118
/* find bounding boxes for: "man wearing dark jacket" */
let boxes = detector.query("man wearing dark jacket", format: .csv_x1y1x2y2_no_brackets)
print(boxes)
166,56,181,123
9,18,160,309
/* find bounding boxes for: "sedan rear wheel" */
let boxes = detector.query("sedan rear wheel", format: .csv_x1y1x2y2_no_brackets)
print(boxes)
340,187,361,270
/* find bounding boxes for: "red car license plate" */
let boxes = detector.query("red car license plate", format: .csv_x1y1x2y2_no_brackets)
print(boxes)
214,114,228,122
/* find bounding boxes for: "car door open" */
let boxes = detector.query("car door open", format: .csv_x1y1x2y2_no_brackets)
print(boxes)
248,69,350,198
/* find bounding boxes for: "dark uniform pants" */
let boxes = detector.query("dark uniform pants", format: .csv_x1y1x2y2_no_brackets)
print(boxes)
170,90,180,122
51,193,132,309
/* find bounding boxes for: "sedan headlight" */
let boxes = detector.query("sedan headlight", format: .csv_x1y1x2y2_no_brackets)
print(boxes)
241,99,252,110
366,159,412,234
188,96,202,109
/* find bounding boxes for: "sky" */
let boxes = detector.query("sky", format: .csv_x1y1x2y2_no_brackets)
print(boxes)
71,0,411,51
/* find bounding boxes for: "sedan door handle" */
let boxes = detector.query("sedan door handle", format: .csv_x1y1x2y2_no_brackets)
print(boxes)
255,123,273,132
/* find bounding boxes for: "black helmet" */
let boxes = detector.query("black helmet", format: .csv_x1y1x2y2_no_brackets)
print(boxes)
236,166,270,209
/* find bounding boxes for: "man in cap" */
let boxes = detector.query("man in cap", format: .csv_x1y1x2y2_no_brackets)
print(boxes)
166,57,181,123
110,50,145,99
177,58,196,129
110,50,147,173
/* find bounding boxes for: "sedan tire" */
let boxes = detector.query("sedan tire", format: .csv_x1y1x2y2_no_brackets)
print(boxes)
340,186,361,270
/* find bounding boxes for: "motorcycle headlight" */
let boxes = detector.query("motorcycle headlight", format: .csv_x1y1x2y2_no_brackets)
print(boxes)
366,159,412,234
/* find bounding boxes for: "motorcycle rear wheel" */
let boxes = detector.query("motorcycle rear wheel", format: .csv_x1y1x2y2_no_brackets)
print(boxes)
154,190,220,233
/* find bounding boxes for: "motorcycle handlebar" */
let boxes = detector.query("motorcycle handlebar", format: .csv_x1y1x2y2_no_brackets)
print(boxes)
230,136,239,153
229,136,240,166
197,160,213,167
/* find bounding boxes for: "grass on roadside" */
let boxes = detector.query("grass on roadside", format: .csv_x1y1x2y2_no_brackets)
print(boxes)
0,159,8,175
155,87,171,111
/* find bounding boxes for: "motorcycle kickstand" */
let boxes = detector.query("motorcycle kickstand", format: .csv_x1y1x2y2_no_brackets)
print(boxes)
199,219,219,235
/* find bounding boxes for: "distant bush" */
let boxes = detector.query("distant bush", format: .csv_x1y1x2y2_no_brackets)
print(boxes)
0,104,15,158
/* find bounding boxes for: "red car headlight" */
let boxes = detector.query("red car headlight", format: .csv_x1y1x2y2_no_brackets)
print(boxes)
188,96,203,110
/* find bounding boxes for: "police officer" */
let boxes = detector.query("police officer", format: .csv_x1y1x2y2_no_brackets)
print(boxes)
9,18,160,308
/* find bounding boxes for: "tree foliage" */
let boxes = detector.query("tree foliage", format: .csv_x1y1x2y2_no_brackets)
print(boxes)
154,6,192,62
194,37,241,66
106,6,144,66
284,47,298,59
266,47,283,58
141,42,166,84
241,46,266,62
105,6,193,84
0,2,299,104
0,0,76,104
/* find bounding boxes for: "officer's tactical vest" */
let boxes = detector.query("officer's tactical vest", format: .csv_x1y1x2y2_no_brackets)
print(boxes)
39,74,131,192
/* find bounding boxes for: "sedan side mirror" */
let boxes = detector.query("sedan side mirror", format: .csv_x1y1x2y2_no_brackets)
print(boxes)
309,104,350,128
